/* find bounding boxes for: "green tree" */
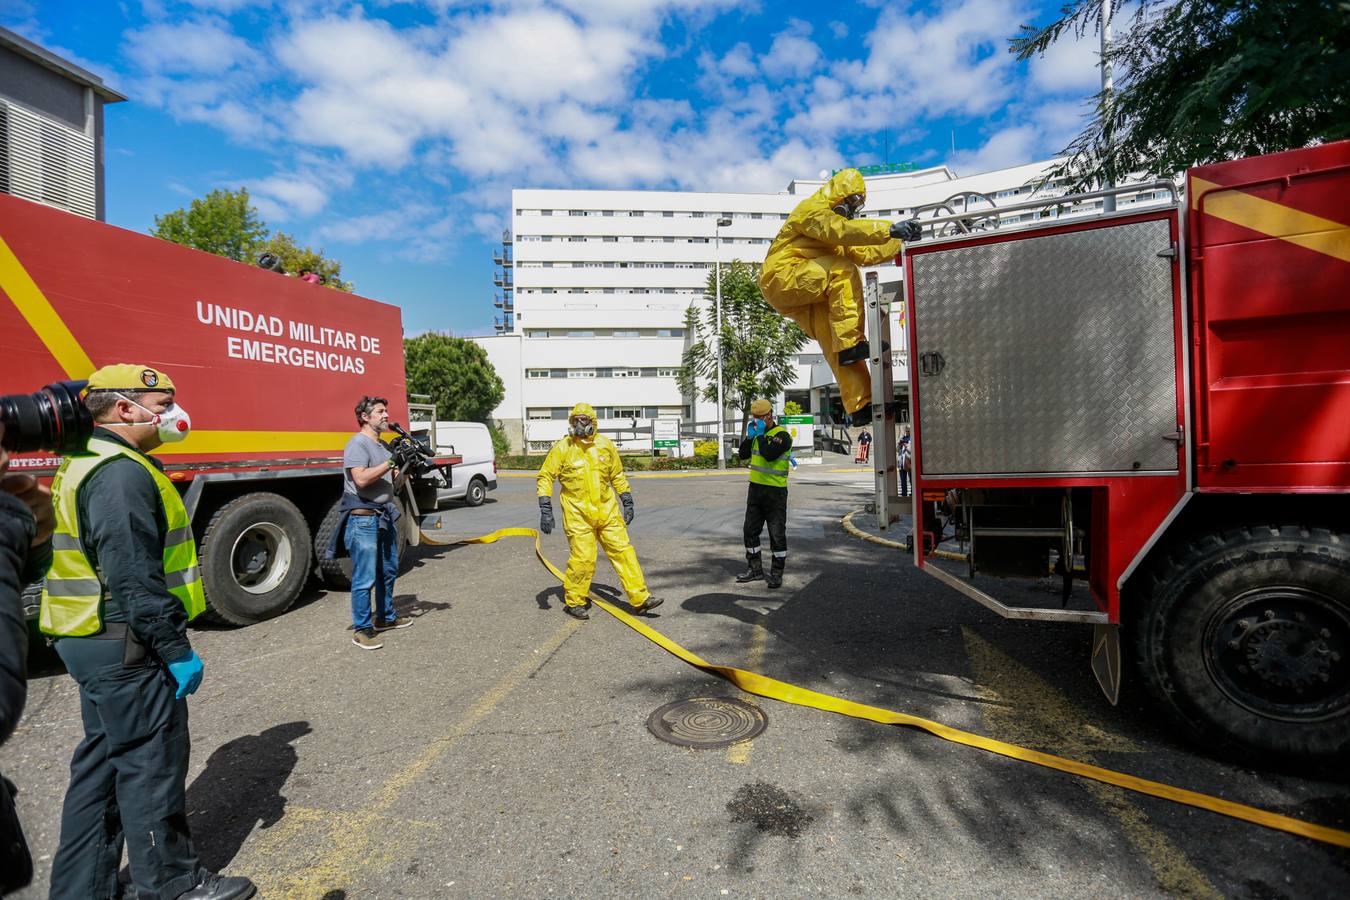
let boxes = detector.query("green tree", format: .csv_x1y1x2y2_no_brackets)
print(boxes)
1012,1,1350,193
152,188,353,291
258,232,353,292
677,260,807,436
404,332,505,425
151,188,266,262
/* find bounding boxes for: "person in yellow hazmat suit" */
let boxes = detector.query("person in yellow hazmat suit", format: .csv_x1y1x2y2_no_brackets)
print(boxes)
536,403,664,620
759,167,922,424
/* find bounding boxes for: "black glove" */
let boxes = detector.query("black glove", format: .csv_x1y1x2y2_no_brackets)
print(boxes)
890,219,922,242
619,492,634,525
538,496,554,534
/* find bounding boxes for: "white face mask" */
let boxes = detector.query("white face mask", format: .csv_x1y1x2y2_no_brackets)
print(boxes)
108,394,192,443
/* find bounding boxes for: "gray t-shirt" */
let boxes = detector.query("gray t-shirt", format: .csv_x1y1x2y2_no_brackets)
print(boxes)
343,432,394,504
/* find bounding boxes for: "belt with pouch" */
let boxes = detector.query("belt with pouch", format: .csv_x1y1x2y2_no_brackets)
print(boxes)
74,622,153,666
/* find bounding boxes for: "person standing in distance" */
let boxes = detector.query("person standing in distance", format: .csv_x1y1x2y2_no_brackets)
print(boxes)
736,399,792,589
537,402,663,619
43,365,254,900
330,396,413,650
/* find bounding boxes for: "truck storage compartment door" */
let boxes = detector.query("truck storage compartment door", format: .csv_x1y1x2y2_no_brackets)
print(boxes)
911,215,1180,477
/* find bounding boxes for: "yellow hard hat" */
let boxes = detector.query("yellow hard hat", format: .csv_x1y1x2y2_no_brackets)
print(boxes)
85,364,176,393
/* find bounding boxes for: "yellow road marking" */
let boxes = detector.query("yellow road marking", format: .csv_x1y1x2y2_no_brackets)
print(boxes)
727,623,769,765
0,234,95,378
963,628,1220,898
1193,176,1350,264
243,617,583,898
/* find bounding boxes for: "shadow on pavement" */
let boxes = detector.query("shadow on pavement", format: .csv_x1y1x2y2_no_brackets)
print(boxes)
186,720,312,871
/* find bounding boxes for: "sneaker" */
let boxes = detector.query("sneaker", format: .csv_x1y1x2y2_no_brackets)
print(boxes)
635,597,664,614
564,604,591,620
374,616,413,631
351,628,384,650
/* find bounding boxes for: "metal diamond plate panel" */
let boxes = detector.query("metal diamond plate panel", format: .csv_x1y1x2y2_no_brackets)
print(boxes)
912,218,1179,476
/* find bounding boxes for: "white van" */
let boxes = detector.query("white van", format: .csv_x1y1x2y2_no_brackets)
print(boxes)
434,422,498,506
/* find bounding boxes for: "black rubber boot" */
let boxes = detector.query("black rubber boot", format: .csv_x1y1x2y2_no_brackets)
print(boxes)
735,552,764,583
636,596,664,614
564,603,590,620
766,557,785,589
838,340,870,366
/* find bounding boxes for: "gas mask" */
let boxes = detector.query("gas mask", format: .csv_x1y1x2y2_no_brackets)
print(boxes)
832,193,865,220
569,417,596,438
106,393,192,443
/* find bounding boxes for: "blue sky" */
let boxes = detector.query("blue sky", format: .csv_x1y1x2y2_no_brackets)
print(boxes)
2,0,1104,336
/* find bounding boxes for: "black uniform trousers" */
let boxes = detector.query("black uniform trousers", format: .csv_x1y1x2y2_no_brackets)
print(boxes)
743,482,788,554
50,637,200,900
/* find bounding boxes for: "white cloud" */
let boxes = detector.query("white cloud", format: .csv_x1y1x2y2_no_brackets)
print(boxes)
1027,26,1102,96
950,124,1041,175
761,20,821,81
124,17,262,75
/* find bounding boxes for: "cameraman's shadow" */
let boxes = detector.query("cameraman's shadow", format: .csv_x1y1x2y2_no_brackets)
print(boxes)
184,721,311,870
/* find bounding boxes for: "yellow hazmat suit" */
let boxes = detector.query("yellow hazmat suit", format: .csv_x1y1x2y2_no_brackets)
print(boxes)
759,168,905,416
536,403,651,610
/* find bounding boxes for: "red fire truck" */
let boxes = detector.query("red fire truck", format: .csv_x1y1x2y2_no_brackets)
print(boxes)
862,140,1349,763
0,193,459,627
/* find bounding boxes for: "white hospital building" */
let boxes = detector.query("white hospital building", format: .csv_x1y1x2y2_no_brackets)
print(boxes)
473,160,1170,452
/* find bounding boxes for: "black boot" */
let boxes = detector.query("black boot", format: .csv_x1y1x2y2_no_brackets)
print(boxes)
176,872,257,900
735,552,764,583
838,340,870,366
847,405,874,427
766,556,785,589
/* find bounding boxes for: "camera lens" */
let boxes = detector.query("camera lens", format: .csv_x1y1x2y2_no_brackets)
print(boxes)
0,380,92,454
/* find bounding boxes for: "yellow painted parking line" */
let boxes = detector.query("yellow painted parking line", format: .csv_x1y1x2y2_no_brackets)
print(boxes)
727,623,769,765
963,628,1220,898
242,617,584,898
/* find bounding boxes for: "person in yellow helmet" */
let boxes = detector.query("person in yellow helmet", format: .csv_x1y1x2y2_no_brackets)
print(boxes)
536,403,663,620
759,168,922,424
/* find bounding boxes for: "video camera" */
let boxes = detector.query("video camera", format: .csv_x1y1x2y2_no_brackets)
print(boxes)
388,423,436,476
0,380,93,454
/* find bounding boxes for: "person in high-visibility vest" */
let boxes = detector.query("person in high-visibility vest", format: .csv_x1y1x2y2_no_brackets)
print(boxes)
759,168,922,425
537,402,663,619
736,399,793,589
42,365,255,900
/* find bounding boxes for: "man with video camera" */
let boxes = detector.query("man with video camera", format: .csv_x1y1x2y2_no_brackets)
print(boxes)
0,420,55,895
36,364,255,900
327,395,414,650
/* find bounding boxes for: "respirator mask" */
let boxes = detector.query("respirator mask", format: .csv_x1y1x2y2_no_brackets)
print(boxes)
569,416,596,438
106,393,192,443
832,192,865,220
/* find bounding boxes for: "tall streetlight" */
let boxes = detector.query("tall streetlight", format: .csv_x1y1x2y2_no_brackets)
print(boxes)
1100,0,1116,213
714,216,733,469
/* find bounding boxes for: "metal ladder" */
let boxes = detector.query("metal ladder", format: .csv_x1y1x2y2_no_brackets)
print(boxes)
863,270,906,531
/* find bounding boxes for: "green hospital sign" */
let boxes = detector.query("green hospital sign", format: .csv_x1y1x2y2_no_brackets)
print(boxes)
832,162,921,177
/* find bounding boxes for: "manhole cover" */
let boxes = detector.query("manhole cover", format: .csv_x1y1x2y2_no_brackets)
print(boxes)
647,697,767,749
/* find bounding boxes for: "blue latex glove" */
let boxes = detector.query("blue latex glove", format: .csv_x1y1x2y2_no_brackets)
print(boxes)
746,419,766,439
788,453,799,469
167,650,203,700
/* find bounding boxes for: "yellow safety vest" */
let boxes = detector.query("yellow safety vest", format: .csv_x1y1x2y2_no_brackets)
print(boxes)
748,426,790,488
39,437,206,637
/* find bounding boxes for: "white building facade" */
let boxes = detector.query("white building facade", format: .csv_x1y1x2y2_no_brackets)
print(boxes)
477,161,1171,452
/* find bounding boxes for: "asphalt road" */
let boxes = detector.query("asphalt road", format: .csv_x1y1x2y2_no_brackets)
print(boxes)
3,463,1348,898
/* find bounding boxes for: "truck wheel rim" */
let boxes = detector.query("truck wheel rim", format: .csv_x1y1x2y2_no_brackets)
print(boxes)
231,522,292,595
1202,586,1350,722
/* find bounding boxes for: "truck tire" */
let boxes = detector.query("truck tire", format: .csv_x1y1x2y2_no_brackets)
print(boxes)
312,496,416,591
464,476,487,507
1134,524,1350,765
199,493,312,625
313,497,352,591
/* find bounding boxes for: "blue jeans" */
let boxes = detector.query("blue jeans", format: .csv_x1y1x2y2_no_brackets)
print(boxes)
344,515,398,630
